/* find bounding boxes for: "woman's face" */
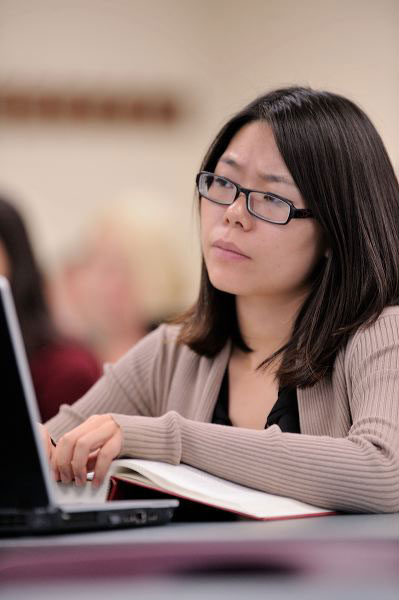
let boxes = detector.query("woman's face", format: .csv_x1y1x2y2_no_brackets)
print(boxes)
200,121,325,301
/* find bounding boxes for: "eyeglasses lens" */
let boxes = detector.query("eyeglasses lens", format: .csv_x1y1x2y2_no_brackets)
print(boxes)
200,174,235,205
249,192,290,224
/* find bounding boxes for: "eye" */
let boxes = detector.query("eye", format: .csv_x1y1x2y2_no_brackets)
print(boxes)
263,194,287,206
214,176,234,189
264,194,278,203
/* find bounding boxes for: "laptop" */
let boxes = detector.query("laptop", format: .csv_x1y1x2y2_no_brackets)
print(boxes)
0,276,178,536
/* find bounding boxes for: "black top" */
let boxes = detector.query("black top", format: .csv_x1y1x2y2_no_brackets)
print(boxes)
212,370,300,433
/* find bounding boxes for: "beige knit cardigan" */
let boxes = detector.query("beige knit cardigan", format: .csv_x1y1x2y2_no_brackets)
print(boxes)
47,307,399,513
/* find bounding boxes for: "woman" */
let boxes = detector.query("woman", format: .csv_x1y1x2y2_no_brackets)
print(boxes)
0,197,102,421
42,86,399,513
50,191,190,364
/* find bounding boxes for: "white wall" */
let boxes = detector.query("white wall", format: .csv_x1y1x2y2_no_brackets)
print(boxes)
0,0,398,303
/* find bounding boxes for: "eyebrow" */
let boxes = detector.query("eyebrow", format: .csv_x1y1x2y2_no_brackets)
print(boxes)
218,156,295,186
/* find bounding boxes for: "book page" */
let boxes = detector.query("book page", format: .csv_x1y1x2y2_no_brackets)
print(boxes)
113,459,332,519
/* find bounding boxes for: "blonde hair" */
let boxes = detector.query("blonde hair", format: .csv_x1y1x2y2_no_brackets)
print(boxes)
75,188,192,322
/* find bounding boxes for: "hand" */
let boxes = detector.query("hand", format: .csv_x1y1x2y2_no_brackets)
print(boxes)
52,414,122,488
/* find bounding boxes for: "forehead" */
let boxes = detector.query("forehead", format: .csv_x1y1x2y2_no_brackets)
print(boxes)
219,121,291,176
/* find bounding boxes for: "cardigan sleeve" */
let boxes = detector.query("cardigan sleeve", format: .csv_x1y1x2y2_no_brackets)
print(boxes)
45,325,171,441
176,313,399,514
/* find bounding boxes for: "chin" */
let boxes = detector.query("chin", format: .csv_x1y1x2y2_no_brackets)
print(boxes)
208,270,251,296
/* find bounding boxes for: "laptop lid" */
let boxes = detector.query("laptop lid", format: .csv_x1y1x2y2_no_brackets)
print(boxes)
0,276,57,511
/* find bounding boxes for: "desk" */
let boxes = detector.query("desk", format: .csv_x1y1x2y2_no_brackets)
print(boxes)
1,514,398,599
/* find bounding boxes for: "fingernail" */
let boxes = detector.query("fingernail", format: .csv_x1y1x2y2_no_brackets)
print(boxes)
92,478,100,489
74,477,83,486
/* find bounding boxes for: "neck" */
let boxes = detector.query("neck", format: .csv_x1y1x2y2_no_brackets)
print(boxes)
234,291,307,369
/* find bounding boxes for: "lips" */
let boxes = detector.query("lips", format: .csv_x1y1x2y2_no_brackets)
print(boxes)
212,239,251,259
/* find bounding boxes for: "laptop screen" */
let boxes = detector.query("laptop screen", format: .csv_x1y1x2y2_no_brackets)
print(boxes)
0,280,51,510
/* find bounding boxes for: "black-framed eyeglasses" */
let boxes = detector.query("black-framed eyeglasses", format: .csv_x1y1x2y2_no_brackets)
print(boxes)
196,171,314,225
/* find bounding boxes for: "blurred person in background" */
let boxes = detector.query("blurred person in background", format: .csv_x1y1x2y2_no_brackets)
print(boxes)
0,196,101,421
50,191,192,364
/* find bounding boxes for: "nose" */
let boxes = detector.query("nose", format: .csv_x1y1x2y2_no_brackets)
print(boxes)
223,191,253,230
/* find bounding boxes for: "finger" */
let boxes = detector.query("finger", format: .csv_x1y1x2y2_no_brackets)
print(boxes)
92,431,122,488
87,450,100,474
50,453,61,482
47,438,53,464
71,421,117,485
54,432,77,484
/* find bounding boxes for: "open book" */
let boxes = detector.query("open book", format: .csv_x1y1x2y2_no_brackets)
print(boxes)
55,459,334,521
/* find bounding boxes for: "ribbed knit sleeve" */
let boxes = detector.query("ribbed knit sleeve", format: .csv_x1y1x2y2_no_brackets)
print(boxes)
178,312,399,514
45,325,170,440
111,412,182,465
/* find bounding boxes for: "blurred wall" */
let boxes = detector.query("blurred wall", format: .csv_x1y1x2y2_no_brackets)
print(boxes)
0,0,398,305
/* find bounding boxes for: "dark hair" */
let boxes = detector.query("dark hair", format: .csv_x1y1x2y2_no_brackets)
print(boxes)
177,86,399,387
0,196,57,355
